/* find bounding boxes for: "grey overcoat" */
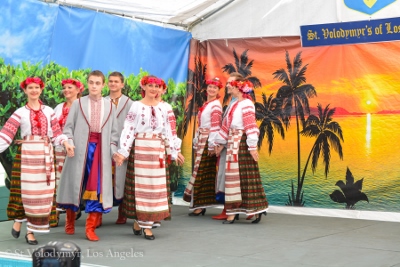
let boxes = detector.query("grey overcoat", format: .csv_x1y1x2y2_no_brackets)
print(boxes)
56,96,119,210
105,94,133,199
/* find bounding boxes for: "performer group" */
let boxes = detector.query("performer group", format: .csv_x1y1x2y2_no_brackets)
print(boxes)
0,70,268,244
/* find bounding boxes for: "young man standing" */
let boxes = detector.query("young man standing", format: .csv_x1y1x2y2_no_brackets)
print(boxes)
57,70,119,241
105,71,133,225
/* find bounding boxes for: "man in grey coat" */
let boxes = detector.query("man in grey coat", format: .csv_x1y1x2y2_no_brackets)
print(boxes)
104,71,133,225
57,70,119,241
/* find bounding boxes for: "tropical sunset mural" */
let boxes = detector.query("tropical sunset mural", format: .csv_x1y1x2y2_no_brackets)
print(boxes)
180,36,400,212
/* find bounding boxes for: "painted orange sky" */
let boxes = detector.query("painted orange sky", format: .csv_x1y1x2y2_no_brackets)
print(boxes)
188,36,400,114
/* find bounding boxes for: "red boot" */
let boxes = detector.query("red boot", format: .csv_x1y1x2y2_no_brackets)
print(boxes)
115,205,127,224
96,213,103,228
86,213,100,241
65,209,76,235
212,207,228,220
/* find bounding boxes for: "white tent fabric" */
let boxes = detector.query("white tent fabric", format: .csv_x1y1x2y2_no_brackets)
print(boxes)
48,0,400,40
51,0,234,30
191,0,400,40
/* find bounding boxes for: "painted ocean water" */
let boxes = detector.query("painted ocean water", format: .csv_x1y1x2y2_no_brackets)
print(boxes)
177,114,400,212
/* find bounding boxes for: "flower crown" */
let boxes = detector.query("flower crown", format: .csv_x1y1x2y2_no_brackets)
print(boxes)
20,77,45,89
61,78,85,93
160,79,167,90
229,80,254,93
206,78,223,89
139,76,163,88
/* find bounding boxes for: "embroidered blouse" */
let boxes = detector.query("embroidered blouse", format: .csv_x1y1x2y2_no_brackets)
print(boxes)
0,105,68,153
194,99,222,150
54,102,71,131
160,101,181,154
118,101,176,159
213,99,259,150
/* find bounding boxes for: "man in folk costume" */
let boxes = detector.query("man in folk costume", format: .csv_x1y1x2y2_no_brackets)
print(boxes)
57,70,119,241
0,77,72,245
104,71,133,225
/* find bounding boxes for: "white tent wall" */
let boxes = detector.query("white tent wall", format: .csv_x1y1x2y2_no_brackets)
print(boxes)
190,0,400,40
191,0,337,40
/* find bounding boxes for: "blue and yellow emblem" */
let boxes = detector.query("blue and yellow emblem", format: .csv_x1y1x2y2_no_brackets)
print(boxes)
344,0,397,15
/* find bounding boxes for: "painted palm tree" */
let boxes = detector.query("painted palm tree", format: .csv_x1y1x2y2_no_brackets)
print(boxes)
255,93,285,153
222,48,261,105
330,167,369,209
289,104,344,205
182,56,207,138
274,51,317,206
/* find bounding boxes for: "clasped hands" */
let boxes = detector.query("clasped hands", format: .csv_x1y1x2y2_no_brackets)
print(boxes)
63,141,75,157
113,153,126,167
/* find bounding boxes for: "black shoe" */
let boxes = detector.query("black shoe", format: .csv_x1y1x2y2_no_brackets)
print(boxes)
251,211,267,224
143,229,155,240
11,221,21,239
188,208,206,216
222,214,239,224
25,233,38,245
75,209,82,221
133,220,142,235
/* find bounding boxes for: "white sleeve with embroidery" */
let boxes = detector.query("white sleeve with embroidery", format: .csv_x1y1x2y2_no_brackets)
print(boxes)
118,103,138,158
242,100,259,150
164,104,179,160
48,108,68,146
0,110,22,153
207,102,222,150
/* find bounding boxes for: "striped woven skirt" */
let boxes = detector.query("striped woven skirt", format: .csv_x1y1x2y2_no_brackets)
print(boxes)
122,133,170,229
225,131,269,216
183,128,218,209
7,136,56,232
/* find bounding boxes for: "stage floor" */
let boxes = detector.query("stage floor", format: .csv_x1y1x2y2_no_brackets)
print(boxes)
0,205,400,267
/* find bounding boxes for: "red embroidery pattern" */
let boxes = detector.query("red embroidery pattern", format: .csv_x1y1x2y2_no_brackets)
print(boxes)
242,105,258,137
90,98,101,133
51,113,64,138
210,104,222,133
29,105,47,136
150,106,157,130
126,111,136,123
58,102,70,131
167,110,177,136
0,113,21,144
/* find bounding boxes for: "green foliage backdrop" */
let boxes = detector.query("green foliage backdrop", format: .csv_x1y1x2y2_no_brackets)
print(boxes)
0,59,186,189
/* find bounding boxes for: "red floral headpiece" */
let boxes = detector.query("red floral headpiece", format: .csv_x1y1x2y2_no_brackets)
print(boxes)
20,77,45,89
140,76,163,88
61,78,85,93
160,79,167,90
229,80,254,93
206,78,223,89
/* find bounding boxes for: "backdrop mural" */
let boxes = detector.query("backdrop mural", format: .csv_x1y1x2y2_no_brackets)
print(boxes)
0,0,190,217
2,0,400,219
178,36,400,213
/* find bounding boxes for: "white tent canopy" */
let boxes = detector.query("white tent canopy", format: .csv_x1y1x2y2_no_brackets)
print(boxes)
48,0,234,30
45,0,400,40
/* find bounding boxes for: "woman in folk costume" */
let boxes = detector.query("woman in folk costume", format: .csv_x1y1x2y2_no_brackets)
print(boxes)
0,77,72,245
154,79,184,228
183,77,223,216
114,75,178,241
56,70,119,241
214,78,268,224
53,78,84,225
